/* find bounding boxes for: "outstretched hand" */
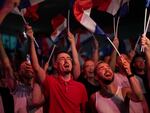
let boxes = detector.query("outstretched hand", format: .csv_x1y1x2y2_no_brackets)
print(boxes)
119,55,132,76
25,25,34,40
92,36,99,49
113,36,119,48
141,34,150,51
67,31,75,45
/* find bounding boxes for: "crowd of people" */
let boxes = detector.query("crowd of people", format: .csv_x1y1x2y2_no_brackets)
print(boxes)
0,0,150,113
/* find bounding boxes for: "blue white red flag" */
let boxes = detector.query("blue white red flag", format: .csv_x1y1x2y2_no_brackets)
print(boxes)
50,15,67,42
94,0,129,16
73,0,106,36
73,0,129,36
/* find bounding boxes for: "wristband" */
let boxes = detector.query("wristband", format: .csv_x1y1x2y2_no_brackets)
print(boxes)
127,74,134,79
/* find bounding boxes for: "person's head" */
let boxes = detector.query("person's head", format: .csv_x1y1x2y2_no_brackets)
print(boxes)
131,54,146,74
54,51,72,76
18,61,35,86
83,59,95,78
95,61,114,85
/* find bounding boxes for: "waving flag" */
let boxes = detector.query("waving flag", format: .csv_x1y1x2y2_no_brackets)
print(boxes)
12,0,45,21
118,1,129,17
74,30,93,51
51,14,67,42
73,0,106,36
146,0,150,8
94,0,129,16
73,0,129,36
23,4,40,21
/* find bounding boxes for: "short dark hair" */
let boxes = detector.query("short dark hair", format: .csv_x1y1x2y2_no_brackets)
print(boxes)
83,59,94,68
53,49,71,61
130,53,145,73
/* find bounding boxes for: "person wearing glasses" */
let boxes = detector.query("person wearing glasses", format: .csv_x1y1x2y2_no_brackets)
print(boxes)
26,25,88,113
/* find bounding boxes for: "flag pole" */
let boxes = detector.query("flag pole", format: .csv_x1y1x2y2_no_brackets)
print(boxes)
67,9,72,52
14,8,28,24
113,17,116,36
134,35,141,51
107,37,121,56
144,8,147,33
115,16,120,37
47,44,56,64
141,13,150,52
144,13,150,34
68,10,70,32
15,8,39,48
91,33,96,40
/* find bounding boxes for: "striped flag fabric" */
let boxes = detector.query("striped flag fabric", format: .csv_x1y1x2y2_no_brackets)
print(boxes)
94,0,129,16
50,14,67,42
73,0,129,36
73,0,106,36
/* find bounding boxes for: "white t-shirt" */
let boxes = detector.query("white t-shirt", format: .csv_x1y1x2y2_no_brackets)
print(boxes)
95,86,127,113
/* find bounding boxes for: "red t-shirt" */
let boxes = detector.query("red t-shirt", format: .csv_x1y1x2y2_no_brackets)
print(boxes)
42,75,88,113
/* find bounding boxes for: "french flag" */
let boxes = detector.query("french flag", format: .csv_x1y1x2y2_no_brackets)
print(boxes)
12,0,45,21
73,0,105,36
94,0,129,16
73,0,129,36
51,14,67,42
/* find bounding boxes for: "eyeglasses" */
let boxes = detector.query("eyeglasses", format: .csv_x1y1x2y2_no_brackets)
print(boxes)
57,57,72,62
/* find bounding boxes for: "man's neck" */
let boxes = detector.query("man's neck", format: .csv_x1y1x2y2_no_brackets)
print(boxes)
60,74,71,82
100,82,117,97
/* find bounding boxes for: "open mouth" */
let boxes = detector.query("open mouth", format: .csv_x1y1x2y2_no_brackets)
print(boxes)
104,72,112,77
64,64,69,68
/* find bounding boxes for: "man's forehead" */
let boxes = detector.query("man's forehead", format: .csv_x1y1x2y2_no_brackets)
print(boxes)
96,62,108,68
85,60,94,65
57,53,70,58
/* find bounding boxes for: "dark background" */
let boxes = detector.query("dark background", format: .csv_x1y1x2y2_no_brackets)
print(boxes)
0,0,146,39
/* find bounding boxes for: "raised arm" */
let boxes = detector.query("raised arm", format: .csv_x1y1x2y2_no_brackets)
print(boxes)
119,55,143,101
26,25,46,82
141,34,150,89
109,36,119,71
68,31,80,80
91,36,99,63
